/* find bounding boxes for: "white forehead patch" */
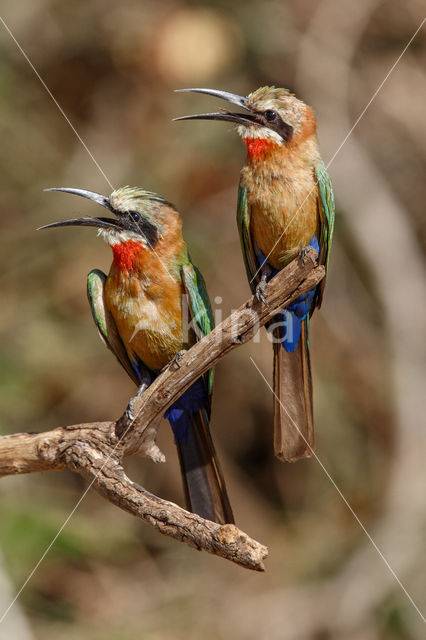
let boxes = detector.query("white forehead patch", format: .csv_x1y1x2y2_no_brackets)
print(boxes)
252,98,284,111
109,191,136,212
237,124,283,145
97,228,147,247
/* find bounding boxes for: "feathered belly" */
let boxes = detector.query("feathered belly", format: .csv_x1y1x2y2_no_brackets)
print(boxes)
250,193,318,269
242,157,320,269
105,276,185,372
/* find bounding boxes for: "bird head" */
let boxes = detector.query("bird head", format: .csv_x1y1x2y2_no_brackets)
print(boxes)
174,86,316,153
38,186,173,249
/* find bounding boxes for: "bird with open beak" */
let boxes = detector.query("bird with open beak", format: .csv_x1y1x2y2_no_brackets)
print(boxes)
175,87,335,462
39,186,234,524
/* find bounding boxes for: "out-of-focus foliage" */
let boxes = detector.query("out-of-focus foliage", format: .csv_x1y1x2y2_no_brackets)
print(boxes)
0,1,425,639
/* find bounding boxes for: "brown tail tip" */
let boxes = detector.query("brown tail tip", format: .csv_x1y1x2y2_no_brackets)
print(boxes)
273,319,315,463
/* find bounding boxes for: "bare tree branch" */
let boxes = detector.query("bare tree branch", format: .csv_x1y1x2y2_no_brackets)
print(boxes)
0,249,324,571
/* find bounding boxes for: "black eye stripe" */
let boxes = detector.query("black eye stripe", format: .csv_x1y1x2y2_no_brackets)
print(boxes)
110,209,159,246
256,109,293,143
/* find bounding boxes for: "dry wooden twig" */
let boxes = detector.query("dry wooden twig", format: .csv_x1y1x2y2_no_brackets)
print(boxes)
0,249,324,571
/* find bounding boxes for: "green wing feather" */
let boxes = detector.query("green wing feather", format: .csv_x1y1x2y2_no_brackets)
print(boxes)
181,261,215,403
87,269,149,386
87,269,112,347
314,161,335,307
237,181,260,294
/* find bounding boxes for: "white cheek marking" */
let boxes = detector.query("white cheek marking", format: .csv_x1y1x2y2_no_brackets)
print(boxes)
97,228,148,247
237,124,283,145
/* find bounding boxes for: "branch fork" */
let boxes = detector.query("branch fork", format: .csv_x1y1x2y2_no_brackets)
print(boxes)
0,249,324,571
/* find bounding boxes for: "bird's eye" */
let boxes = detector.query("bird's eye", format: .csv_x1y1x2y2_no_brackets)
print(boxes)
264,109,278,122
129,211,141,223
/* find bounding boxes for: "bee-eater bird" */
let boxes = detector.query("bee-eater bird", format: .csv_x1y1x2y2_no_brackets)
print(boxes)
39,186,234,524
175,87,335,462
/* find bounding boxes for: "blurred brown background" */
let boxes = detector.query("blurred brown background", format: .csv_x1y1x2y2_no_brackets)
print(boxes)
0,1,425,639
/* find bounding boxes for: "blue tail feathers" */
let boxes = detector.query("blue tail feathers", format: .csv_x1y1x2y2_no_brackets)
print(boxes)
130,353,207,440
258,235,319,352
164,378,207,444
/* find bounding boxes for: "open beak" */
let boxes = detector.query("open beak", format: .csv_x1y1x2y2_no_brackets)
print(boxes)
38,188,122,232
173,87,263,128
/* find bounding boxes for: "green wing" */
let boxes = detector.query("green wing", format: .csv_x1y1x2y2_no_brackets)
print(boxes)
181,261,215,405
314,161,335,307
87,269,150,386
237,181,260,294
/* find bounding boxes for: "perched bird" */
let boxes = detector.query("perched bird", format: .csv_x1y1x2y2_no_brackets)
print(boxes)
40,186,234,523
175,87,334,462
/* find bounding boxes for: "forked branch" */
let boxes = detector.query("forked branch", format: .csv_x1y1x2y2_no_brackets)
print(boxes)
0,249,324,571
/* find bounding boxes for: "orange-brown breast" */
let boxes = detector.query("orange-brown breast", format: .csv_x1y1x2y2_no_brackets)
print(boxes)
241,134,320,269
105,215,191,372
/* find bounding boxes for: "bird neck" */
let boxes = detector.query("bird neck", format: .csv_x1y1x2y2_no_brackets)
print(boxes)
243,137,280,161
243,130,320,173
240,133,321,212
111,240,146,273
243,107,318,164
108,216,187,280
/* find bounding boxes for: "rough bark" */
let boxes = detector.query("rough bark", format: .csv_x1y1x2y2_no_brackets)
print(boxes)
0,250,324,571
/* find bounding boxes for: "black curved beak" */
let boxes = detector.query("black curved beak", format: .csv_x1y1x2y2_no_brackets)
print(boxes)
173,87,263,128
38,188,122,231
175,88,250,110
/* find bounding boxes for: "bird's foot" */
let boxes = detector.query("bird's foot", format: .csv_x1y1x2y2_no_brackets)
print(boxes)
125,379,150,422
125,406,135,422
164,350,186,372
255,269,271,305
298,246,312,265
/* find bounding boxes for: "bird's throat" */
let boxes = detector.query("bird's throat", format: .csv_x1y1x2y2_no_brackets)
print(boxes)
111,240,145,272
243,137,278,160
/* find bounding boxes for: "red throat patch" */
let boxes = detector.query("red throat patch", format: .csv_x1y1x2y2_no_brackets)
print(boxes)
244,137,275,159
111,240,144,272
